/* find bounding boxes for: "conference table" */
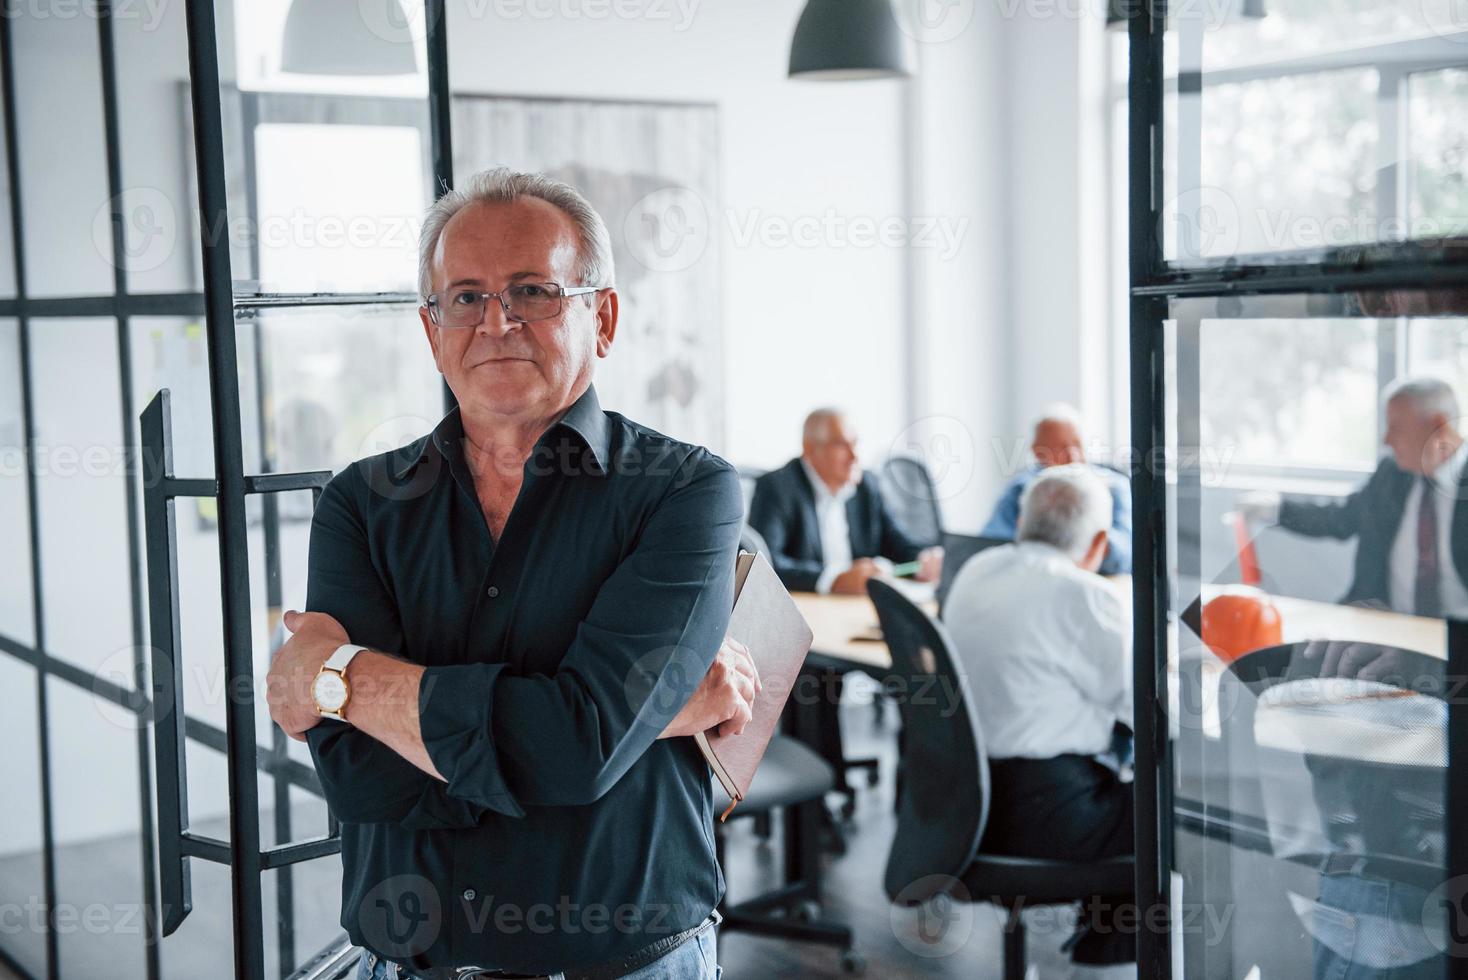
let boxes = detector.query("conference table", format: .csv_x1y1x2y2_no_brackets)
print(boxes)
789,580,1453,978
791,581,1450,749
792,581,1447,673
790,591,919,672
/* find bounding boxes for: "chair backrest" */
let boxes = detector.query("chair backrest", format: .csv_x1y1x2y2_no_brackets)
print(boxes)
1215,640,1446,889
734,465,765,520
867,578,989,904
935,532,1012,618
738,523,769,559
877,455,943,549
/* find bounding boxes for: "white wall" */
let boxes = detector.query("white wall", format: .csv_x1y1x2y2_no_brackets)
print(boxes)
1006,5,1113,454
906,2,1011,532
913,4,1115,530
444,0,911,473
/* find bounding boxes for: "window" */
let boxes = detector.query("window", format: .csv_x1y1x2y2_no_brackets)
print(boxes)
1106,12,1468,486
1199,318,1379,471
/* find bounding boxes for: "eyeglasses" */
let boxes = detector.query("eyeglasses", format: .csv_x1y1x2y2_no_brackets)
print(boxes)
424,282,605,329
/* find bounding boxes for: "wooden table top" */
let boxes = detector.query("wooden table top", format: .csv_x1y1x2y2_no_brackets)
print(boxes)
793,579,1448,675
791,589,936,671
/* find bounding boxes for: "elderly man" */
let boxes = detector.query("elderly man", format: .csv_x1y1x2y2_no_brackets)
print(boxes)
1244,377,1468,617
265,169,758,980
981,404,1132,574
748,408,942,594
945,465,1134,976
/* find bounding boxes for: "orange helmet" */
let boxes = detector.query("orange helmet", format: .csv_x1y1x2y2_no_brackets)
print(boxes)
1202,587,1283,663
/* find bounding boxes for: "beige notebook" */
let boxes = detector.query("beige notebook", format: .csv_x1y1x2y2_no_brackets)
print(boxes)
695,551,815,821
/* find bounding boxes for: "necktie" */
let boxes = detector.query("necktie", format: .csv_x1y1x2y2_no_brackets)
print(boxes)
1415,475,1442,619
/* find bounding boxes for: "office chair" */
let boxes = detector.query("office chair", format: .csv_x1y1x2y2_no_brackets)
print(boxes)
735,464,766,521
867,579,1134,980
713,735,865,975
877,455,943,549
1209,641,1448,978
738,523,770,560
934,531,1012,618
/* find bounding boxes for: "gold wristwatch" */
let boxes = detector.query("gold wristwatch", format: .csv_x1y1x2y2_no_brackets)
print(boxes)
311,644,365,722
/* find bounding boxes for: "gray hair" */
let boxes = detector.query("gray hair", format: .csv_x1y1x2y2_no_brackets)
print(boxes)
417,167,616,301
1383,376,1459,421
1032,402,1086,440
803,407,846,444
1017,464,1112,560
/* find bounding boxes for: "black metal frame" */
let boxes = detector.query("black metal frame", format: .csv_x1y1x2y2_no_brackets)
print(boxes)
1126,6,1468,979
0,2,456,978
140,388,336,942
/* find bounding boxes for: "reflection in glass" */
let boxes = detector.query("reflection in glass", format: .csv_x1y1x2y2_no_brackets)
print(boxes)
9,12,115,297
1409,68,1468,241
1166,292,1465,979
253,123,425,293
0,319,34,646
31,319,133,675
214,2,433,293
1162,4,1468,264
46,678,146,980
110,0,200,296
1200,318,1378,470
0,660,47,978
1195,0,1462,69
241,303,441,475
1200,70,1378,257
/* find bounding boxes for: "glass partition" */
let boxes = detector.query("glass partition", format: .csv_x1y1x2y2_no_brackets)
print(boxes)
1163,289,1468,979
1162,2,1468,265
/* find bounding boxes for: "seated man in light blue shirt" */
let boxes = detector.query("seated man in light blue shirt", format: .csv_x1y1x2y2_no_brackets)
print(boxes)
981,403,1132,574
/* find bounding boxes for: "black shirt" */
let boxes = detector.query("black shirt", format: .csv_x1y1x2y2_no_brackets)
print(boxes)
303,385,741,973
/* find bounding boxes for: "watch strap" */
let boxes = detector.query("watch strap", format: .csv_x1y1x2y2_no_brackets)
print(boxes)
324,643,366,673
314,645,366,723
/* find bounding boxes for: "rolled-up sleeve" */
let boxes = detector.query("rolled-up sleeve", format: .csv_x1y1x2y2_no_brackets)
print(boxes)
417,453,743,811
304,470,487,828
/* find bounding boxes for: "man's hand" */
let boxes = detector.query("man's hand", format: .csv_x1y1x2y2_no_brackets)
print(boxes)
1301,639,1410,684
914,545,944,583
266,609,349,743
659,636,761,739
1236,490,1282,526
831,557,881,595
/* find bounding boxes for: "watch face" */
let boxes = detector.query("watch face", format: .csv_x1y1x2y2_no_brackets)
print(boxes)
312,671,348,712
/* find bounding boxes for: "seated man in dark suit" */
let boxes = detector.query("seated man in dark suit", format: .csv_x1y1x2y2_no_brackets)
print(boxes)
748,408,943,594
1244,377,1468,617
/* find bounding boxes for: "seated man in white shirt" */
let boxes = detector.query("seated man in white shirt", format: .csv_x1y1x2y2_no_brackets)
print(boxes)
944,464,1134,975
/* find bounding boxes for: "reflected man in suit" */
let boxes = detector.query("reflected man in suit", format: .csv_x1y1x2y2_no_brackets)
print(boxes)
1244,377,1468,616
748,408,943,594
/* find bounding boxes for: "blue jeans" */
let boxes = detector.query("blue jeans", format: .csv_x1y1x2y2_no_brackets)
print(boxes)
355,925,721,980
1307,875,1444,980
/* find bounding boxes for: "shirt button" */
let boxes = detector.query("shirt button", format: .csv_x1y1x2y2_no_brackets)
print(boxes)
486,586,500,598
462,888,477,902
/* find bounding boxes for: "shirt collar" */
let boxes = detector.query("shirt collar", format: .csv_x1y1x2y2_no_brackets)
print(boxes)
1014,538,1071,562
800,457,857,505
1428,439,1468,491
391,384,612,480
550,384,613,475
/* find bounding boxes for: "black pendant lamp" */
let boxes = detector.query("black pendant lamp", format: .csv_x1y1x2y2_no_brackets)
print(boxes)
789,0,913,81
